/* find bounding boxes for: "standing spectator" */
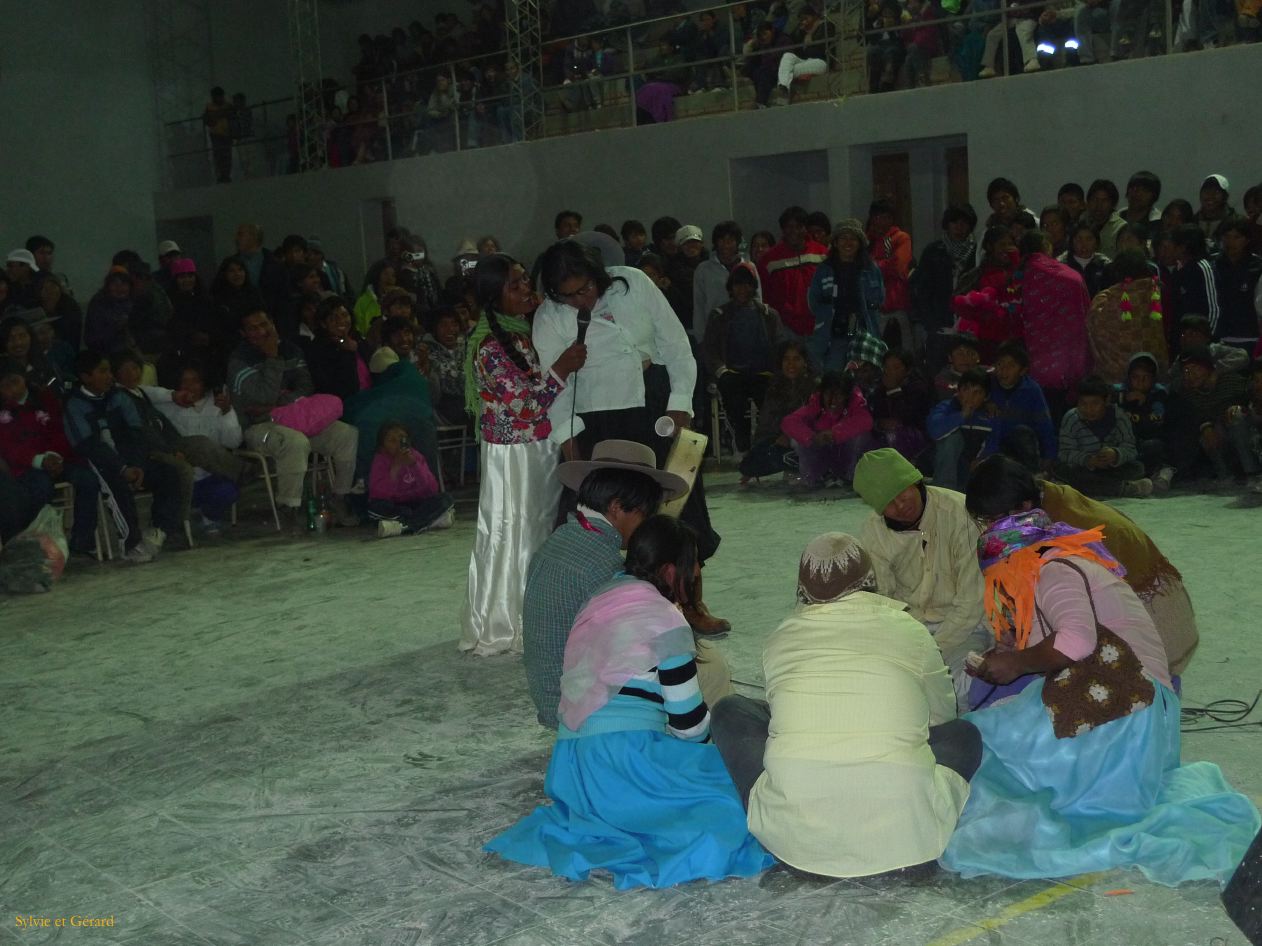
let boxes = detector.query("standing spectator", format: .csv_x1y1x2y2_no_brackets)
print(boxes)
757,206,828,338
867,197,914,352
1059,222,1112,299
911,204,979,370
1056,375,1152,497
1083,179,1126,257
702,265,780,452
1195,174,1235,243
1018,230,1090,421
805,212,832,248
1057,182,1087,224
1121,171,1163,230
460,255,586,656
749,230,776,268
693,221,758,342
807,219,884,372
227,310,361,532
665,225,709,335
203,87,234,183
781,371,875,487
772,4,829,105
1212,218,1262,352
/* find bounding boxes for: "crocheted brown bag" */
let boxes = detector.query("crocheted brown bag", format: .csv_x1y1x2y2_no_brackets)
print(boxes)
1036,560,1155,739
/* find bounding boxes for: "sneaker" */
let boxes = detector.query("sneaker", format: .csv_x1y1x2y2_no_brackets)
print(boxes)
194,513,222,536
770,85,791,106
423,507,456,532
139,527,166,558
376,519,405,539
1023,59,1042,73
1121,477,1154,498
1153,466,1175,493
978,66,997,78
123,543,154,564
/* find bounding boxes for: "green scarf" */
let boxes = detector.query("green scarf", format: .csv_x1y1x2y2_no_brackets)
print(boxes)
463,310,533,424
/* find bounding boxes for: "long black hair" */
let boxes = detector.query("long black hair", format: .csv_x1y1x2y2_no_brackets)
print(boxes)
965,454,1040,519
625,515,698,606
537,240,626,304
473,253,531,374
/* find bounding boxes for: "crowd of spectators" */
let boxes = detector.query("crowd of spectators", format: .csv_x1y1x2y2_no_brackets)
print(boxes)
3,166,1261,575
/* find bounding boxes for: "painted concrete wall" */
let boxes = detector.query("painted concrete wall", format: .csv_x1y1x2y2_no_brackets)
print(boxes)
0,1,162,298
151,42,1259,291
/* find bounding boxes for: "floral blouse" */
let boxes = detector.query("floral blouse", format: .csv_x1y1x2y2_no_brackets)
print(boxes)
475,333,563,444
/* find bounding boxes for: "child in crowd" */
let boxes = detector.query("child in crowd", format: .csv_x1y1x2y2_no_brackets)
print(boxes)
781,371,874,488
621,220,648,266
739,340,816,483
63,350,182,562
1116,352,1174,488
152,365,244,532
368,421,454,537
1059,223,1112,298
1171,315,1250,387
422,306,469,426
927,367,994,491
983,341,1056,465
1056,375,1153,498
933,333,984,402
868,349,930,464
1164,346,1255,487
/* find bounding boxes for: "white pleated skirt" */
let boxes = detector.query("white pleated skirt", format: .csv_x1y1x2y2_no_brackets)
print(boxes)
459,438,561,656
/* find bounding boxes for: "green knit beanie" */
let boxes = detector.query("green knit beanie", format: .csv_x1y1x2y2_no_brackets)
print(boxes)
853,448,923,512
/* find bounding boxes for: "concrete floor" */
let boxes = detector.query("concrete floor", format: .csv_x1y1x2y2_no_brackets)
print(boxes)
1,474,1258,945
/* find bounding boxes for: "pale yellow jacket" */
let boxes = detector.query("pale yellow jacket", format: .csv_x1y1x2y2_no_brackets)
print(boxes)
859,485,985,654
747,593,969,877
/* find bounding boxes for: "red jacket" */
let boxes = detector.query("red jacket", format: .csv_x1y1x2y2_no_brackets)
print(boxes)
0,387,74,476
781,387,873,445
868,225,913,313
758,240,828,337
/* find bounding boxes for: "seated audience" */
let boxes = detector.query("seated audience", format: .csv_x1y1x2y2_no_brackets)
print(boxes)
739,340,816,482
0,358,101,556
368,421,454,538
869,349,930,465
486,516,775,889
806,219,884,372
1212,217,1262,352
853,447,990,706
308,296,370,400
928,367,994,492
1056,374,1152,498
710,532,979,879
1086,250,1169,385
36,274,83,353
521,441,687,729
85,268,138,353
63,350,181,562
419,307,468,425
1164,345,1255,486
1116,352,1174,488
1173,314,1250,385
1059,222,1112,299
703,264,780,452
781,370,873,488
771,4,829,105
939,460,1259,884
1167,225,1220,331
693,221,756,343
161,258,227,388
984,341,1057,465
933,333,984,402
228,310,360,532
2,312,61,392
353,263,398,337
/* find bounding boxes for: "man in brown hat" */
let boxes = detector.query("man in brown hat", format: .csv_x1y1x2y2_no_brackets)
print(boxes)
522,440,732,729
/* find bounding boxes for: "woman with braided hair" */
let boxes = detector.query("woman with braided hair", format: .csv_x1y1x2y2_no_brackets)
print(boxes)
458,254,586,656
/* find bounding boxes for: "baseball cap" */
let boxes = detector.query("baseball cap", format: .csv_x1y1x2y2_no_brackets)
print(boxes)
6,249,37,269
675,225,704,245
1201,174,1229,193
156,240,182,256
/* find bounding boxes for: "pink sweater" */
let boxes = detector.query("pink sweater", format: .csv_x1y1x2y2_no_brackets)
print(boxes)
781,388,873,445
369,450,440,504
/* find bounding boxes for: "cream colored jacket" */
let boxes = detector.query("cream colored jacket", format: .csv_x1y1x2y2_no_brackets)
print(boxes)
747,593,968,877
859,485,985,654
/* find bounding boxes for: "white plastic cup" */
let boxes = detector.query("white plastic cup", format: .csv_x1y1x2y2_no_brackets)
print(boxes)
654,415,676,438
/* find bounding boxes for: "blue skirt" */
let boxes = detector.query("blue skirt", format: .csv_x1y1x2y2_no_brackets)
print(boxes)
485,730,775,889
941,679,1261,885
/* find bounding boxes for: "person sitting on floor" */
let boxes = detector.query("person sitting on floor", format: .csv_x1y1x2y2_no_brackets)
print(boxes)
927,367,994,492
1163,345,1256,489
485,515,775,889
738,339,817,484
62,350,182,562
0,357,102,557
710,532,980,879
780,370,874,488
869,348,931,465
521,440,691,729
368,421,454,539
983,341,1057,467
1170,315,1249,390
703,263,780,454
1116,352,1175,490
939,466,1259,885
933,333,984,402
1055,374,1153,499
853,447,991,707
228,309,360,532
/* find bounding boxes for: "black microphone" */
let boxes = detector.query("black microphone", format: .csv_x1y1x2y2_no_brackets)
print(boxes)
575,306,592,344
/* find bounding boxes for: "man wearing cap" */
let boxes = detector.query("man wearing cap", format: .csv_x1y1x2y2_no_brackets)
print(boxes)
6,250,41,309
155,240,182,295
710,531,979,879
1165,345,1255,487
1196,174,1235,243
664,225,709,336
522,440,732,729
853,447,989,707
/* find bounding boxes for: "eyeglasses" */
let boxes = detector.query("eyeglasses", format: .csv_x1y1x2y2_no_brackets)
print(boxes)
557,280,595,303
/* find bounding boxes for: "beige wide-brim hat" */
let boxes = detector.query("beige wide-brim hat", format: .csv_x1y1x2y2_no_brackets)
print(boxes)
556,439,688,500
